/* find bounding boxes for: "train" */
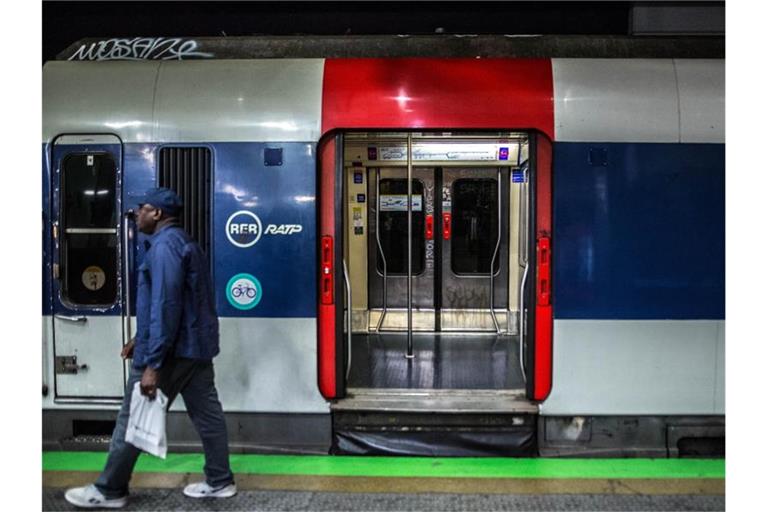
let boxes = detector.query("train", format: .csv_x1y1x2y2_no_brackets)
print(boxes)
42,36,724,457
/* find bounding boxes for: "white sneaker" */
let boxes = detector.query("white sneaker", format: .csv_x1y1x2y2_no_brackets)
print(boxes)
183,481,237,498
64,484,127,509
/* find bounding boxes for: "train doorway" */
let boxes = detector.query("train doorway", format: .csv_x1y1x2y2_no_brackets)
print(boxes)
318,130,551,455
49,134,127,399
340,132,531,392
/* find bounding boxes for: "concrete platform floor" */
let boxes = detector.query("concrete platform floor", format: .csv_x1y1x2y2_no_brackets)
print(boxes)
43,452,725,511
43,471,724,511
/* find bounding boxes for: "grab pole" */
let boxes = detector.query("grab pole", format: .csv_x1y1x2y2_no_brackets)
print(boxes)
406,133,414,359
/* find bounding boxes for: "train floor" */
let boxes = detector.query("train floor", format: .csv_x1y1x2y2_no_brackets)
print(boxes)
347,332,525,389
43,452,725,511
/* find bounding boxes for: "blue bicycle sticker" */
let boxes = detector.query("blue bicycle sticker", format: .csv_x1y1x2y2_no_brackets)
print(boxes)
226,273,262,310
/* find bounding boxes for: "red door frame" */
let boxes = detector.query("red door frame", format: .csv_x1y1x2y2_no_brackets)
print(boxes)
317,58,554,401
317,137,340,398
533,134,553,401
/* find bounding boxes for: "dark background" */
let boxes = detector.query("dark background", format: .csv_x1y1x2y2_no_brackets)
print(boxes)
43,1,636,62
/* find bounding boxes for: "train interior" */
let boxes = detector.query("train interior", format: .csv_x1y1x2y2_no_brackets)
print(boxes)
337,132,536,424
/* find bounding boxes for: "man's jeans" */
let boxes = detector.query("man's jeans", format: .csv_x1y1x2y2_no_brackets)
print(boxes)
95,359,234,498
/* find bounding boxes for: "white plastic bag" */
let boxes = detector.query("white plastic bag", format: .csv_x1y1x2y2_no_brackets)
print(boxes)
125,381,168,459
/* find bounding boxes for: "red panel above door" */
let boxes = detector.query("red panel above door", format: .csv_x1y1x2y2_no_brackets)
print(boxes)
322,58,554,138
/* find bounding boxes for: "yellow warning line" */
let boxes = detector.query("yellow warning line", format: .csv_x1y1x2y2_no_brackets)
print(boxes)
43,471,725,496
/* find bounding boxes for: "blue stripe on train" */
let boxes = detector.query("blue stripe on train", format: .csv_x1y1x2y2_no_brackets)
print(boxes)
45,140,724,321
42,141,317,319
127,142,318,318
552,142,725,320
210,142,317,318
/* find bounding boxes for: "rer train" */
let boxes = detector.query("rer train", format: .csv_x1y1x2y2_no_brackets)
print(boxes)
42,39,724,457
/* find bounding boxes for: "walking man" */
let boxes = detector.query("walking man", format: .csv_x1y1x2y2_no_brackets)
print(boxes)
65,188,236,508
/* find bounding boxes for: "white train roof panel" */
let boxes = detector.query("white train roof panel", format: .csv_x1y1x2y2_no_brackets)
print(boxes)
153,59,323,143
43,59,324,144
675,59,724,144
552,59,680,143
43,61,159,144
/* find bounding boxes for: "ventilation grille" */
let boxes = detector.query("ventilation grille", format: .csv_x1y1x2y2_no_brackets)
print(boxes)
158,147,212,258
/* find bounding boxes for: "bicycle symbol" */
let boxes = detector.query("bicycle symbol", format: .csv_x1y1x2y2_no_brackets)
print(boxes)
231,284,257,299
226,273,262,310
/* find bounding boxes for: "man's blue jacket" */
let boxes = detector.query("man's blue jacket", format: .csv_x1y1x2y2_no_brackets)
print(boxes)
133,224,220,370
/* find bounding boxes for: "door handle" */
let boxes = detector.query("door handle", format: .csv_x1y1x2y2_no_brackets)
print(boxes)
425,214,434,240
442,213,451,240
123,210,135,343
320,236,334,305
54,314,87,323
55,355,88,374
537,236,551,306
52,221,61,280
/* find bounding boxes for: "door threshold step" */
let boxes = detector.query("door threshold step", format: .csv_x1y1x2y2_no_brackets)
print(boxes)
332,388,538,413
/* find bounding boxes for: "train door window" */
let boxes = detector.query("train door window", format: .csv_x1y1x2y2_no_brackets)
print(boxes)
451,178,499,275
376,178,425,275
158,147,212,259
61,153,118,306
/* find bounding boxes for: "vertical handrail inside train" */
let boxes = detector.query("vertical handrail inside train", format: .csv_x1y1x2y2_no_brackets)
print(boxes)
374,168,388,333
518,262,529,384
343,259,352,380
405,133,414,359
518,163,529,381
489,167,502,334
43,217,50,396
518,163,529,269
122,210,135,345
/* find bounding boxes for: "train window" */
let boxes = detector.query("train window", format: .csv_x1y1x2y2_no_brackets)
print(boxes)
376,179,425,276
63,234,119,305
61,153,118,306
158,147,212,260
451,178,500,275
63,154,117,229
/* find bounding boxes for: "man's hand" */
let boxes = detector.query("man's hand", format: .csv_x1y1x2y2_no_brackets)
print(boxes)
121,338,135,359
140,367,159,400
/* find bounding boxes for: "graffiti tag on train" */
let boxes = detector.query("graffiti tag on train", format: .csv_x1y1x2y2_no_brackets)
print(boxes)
67,38,214,61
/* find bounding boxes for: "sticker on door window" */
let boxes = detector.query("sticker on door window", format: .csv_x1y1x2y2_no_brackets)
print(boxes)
226,273,262,310
81,266,106,291
379,194,423,211
352,207,364,235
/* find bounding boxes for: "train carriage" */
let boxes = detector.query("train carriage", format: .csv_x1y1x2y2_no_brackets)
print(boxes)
42,40,724,457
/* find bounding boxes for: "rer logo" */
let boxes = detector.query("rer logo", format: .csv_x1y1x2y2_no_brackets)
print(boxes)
226,211,263,248
226,273,262,310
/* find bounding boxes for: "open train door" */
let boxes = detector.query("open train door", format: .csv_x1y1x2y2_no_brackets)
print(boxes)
317,134,347,399
50,134,127,399
521,133,553,402
317,131,554,403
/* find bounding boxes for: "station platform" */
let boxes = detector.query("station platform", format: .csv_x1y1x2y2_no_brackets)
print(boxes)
43,452,724,511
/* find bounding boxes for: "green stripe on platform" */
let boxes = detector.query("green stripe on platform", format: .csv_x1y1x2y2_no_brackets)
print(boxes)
43,452,724,479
